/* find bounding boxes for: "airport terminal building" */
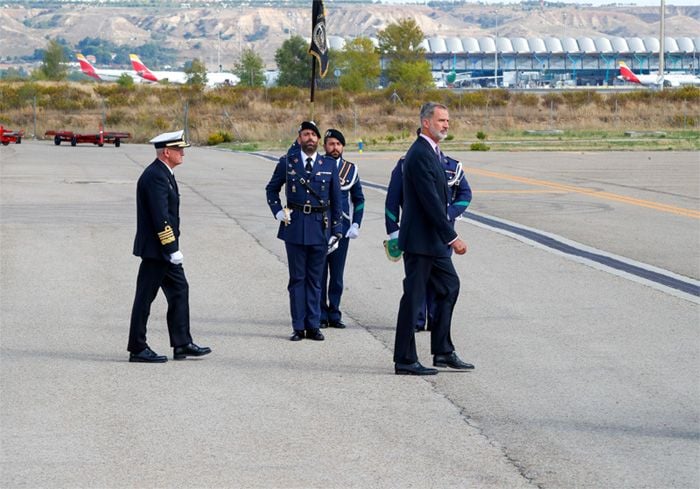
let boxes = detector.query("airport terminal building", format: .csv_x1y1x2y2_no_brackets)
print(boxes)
328,35,699,88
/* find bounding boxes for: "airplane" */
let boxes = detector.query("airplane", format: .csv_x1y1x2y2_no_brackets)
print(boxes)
436,54,503,88
618,61,700,87
76,53,143,83
129,54,239,88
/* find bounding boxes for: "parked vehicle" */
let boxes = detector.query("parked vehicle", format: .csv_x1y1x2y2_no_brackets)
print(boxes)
45,124,130,147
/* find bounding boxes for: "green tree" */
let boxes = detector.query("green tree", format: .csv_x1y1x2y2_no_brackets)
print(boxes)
38,39,69,81
233,48,265,87
116,73,136,88
275,35,311,88
377,19,432,92
337,37,381,92
185,58,208,87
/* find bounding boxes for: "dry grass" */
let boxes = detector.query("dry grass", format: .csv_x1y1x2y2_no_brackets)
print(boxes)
1,81,698,150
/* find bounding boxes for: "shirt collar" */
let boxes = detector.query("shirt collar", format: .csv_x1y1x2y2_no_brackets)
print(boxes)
302,152,318,162
158,159,174,175
419,133,439,154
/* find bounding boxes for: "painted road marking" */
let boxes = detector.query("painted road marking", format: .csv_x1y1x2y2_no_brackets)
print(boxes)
465,167,700,219
362,179,699,302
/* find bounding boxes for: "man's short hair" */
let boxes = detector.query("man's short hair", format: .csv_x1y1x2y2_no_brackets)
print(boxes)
420,102,447,122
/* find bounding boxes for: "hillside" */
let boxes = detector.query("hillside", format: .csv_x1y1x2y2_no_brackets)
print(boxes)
1,3,698,70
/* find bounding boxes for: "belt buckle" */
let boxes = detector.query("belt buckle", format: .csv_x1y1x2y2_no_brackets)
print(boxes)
303,203,312,214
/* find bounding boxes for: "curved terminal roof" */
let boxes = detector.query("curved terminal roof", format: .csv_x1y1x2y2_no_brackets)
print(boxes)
360,36,697,55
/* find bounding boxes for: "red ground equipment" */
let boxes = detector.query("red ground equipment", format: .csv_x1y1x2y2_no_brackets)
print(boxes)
0,126,24,145
45,124,130,147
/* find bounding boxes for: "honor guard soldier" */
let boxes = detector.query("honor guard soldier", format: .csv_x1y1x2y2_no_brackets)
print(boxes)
320,129,365,329
127,130,212,363
385,147,472,332
265,121,343,341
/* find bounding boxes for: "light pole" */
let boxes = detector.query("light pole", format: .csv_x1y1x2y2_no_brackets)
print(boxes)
659,0,665,90
494,11,499,87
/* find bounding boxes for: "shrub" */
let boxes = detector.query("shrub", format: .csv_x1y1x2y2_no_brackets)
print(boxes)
470,142,490,151
207,130,233,145
476,131,487,140
512,93,539,107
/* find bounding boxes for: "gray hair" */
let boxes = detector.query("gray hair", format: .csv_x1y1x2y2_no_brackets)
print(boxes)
419,102,447,123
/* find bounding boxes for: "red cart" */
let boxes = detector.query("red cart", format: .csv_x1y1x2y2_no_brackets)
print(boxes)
0,126,24,145
45,124,130,147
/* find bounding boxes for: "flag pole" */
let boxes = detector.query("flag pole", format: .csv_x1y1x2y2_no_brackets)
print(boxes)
310,56,316,119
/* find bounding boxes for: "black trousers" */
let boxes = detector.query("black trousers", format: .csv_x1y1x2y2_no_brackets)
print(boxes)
128,259,192,353
394,252,460,364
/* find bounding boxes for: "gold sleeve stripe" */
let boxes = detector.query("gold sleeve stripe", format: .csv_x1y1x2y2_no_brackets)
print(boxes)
158,225,176,245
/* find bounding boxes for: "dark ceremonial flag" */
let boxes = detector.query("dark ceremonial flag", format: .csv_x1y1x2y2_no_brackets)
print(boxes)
309,0,329,78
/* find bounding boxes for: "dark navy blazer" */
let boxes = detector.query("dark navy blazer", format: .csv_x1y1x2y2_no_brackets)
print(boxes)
133,159,180,261
397,137,459,257
385,153,471,236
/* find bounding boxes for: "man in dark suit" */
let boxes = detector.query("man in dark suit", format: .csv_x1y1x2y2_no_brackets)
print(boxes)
393,103,474,376
266,121,343,341
385,147,472,333
320,129,365,329
128,130,211,363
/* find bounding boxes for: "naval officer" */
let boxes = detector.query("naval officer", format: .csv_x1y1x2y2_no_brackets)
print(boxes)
127,130,211,363
266,121,343,341
320,129,365,329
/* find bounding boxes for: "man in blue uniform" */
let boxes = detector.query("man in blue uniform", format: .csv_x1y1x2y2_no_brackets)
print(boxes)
128,130,212,363
393,102,474,376
320,129,365,329
266,121,343,341
385,144,472,332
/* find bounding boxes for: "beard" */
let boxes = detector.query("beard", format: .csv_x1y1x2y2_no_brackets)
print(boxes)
301,140,318,154
429,122,448,141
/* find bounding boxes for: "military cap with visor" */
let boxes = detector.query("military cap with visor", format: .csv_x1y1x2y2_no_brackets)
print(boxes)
149,129,191,149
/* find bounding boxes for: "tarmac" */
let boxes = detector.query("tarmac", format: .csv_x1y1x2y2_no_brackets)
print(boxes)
1,141,698,488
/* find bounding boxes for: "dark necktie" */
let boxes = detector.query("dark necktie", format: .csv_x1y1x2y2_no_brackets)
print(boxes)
305,157,313,173
170,174,179,194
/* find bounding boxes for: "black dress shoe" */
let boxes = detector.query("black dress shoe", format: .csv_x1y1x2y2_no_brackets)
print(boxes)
319,320,329,329
433,352,474,370
329,320,346,329
395,362,438,376
129,347,167,363
290,330,305,341
173,343,212,360
305,328,325,341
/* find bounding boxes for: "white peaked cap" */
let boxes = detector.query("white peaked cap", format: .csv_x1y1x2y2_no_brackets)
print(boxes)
149,129,191,148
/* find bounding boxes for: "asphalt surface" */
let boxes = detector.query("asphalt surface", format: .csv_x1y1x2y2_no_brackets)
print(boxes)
1,141,698,488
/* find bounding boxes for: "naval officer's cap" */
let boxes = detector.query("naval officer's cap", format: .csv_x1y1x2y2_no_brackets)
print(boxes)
150,130,191,149
298,121,321,138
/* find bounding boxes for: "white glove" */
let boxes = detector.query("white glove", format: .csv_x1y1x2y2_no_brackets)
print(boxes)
327,234,341,254
345,222,360,239
169,250,183,265
388,230,399,240
275,208,292,224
